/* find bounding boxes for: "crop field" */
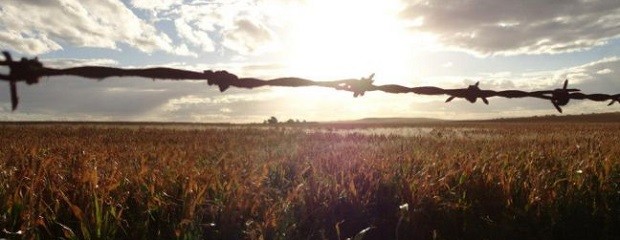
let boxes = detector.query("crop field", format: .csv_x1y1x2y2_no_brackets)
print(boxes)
0,122,619,239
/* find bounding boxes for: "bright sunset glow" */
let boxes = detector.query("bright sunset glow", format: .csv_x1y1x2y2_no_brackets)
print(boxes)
283,0,420,83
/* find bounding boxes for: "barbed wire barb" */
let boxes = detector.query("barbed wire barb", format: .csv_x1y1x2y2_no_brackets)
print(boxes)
1,51,619,112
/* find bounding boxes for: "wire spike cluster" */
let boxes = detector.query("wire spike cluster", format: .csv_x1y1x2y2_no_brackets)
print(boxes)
1,51,619,113
444,82,489,104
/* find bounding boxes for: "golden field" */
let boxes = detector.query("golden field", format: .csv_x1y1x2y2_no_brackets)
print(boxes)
0,122,619,239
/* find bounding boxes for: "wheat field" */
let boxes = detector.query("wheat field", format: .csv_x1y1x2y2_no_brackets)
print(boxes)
0,122,618,239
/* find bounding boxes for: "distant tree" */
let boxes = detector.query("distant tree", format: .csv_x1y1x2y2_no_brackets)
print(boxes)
267,116,278,124
286,119,295,124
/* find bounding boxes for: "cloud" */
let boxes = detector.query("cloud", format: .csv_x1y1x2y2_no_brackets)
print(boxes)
404,56,620,117
134,61,289,79
0,77,208,120
173,18,216,52
130,0,183,12
0,0,288,57
158,0,283,55
547,57,620,93
0,31,62,55
596,69,612,75
222,18,277,55
41,58,118,68
450,57,620,92
0,0,191,56
401,0,620,55
4,54,619,122
0,58,291,122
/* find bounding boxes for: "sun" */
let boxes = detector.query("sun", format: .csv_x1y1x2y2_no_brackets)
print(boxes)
281,0,422,85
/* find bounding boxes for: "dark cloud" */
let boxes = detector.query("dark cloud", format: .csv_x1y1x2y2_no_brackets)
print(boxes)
0,77,206,119
401,0,620,55
0,75,285,122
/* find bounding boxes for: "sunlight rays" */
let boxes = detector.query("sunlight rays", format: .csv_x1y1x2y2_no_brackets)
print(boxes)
281,0,427,85
266,0,442,118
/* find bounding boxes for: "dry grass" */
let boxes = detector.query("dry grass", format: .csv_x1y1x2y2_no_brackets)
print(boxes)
0,123,619,239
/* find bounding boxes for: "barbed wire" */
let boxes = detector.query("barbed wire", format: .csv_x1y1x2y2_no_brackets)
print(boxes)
1,51,619,112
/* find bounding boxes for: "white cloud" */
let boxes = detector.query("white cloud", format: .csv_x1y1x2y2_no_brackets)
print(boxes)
462,57,620,93
133,61,289,79
160,95,213,112
546,57,620,92
221,18,277,55
160,0,283,55
173,18,216,52
0,0,290,57
131,0,183,11
41,58,118,68
401,0,620,55
0,0,191,56
406,56,620,117
0,31,62,55
172,43,198,57
441,62,453,68
596,68,612,75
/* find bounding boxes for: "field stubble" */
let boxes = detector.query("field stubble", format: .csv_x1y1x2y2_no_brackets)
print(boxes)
0,123,619,239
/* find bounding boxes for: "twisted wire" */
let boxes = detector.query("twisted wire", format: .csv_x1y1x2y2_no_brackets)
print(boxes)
1,51,618,112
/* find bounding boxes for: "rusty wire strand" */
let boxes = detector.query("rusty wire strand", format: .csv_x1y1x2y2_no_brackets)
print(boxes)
1,51,619,112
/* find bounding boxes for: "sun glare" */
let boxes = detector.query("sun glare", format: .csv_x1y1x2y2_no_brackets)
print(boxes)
282,0,423,85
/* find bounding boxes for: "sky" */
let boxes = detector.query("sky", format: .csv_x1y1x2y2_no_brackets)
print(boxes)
1,0,620,122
